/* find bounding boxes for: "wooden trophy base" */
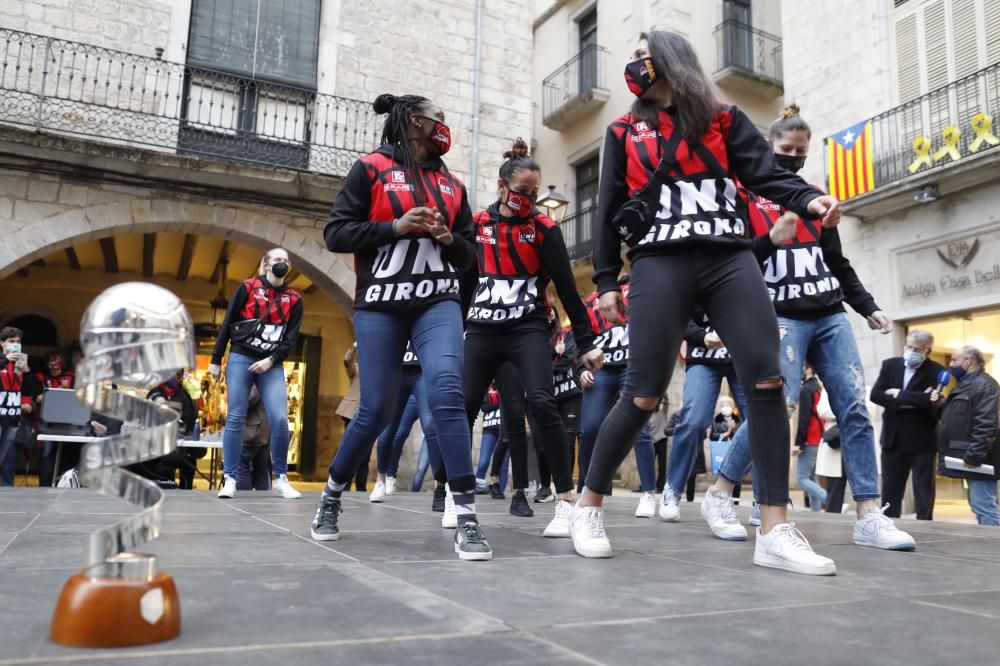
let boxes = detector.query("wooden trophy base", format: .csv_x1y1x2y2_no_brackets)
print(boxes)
50,572,181,648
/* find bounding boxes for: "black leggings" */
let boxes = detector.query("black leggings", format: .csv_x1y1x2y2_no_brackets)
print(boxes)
585,248,789,505
480,363,529,487
532,394,581,488
464,324,575,493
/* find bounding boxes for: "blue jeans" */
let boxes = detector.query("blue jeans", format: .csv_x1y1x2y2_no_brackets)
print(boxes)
476,430,500,480
796,445,827,511
579,366,655,493
968,479,1000,526
0,425,16,486
668,364,747,494
376,370,438,478
222,352,291,479
411,438,430,492
329,300,475,492
719,313,880,501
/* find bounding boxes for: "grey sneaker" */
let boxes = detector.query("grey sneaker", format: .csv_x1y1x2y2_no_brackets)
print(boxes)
310,497,341,541
454,521,493,561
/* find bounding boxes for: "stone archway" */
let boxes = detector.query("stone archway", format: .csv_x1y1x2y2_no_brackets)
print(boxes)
0,198,356,312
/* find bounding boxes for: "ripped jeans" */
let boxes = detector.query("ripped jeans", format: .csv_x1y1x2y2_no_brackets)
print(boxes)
718,312,880,501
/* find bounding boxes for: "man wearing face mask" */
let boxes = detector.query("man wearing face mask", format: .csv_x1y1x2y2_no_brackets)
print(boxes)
871,330,946,520
210,247,303,500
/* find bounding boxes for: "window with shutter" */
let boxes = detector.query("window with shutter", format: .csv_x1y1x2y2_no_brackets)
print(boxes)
894,13,921,103
922,1,950,89
986,0,1000,64
950,0,979,79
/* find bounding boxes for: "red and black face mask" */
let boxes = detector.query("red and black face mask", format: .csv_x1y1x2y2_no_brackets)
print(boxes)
426,120,452,156
503,189,535,218
624,57,657,98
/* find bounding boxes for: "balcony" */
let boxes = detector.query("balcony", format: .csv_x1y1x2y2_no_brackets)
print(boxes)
542,45,610,131
712,20,783,98
558,206,597,263
0,28,380,177
830,60,1000,218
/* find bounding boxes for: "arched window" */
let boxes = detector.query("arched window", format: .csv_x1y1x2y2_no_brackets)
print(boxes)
4,314,59,347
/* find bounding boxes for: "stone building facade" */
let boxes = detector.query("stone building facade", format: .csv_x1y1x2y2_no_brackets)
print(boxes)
0,0,535,483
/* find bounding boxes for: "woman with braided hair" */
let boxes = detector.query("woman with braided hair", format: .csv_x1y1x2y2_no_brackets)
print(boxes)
314,93,492,561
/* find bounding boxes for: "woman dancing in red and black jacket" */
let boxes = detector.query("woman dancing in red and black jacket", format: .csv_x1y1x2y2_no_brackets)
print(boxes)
575,31,841,576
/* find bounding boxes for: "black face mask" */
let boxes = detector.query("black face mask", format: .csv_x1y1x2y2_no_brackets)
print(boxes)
624,57,657,98
269,262,289,279
774,153,807,173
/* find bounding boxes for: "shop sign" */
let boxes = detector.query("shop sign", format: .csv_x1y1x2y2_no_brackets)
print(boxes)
896,227,1000,306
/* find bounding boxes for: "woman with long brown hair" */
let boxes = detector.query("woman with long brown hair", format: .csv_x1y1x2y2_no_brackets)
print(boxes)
574,31,841,575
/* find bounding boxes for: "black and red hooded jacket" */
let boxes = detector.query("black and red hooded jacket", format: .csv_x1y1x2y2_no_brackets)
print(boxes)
325,146,475,311
469,202,595,354
747,192,879,320
684,307,732,368
585,287,630,367
592,104,822,294
552,325,581,400
0,361,38,426
212,276,304,365
481,386,501,431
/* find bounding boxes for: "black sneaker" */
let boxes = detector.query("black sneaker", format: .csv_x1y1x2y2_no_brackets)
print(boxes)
432,485,446,512
488,482,505,500
510,489,534,517
454,520,492,561
533,486,554,503
310,497,341,541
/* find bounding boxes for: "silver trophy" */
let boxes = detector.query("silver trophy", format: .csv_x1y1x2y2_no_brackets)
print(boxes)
51,282,194,647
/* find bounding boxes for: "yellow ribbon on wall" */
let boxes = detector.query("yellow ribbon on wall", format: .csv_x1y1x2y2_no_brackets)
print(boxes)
908,136,933,173
932,126,962,162
968,112,1000,153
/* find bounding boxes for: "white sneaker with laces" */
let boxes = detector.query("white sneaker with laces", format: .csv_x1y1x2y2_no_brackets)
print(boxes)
272,474,302,499
369,479,387,503
754,523,837,576
386,476,397,496
217,475,236,499
854,504,916,551
659,486,680,522
442,483,457,529
635,492,657,518
570,503,612,558
543,499,573,538
701,490,748,541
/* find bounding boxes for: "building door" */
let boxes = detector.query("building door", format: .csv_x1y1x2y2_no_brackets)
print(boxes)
577,9,598,94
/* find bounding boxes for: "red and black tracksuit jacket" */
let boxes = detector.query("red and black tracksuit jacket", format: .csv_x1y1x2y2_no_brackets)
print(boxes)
684,307,732,368
37,371,74,390
747,191,879,320
592,104,822,294
324,145,475,311
481,387,501,432
0,362,37,425
212,277,304,365
796,376,825,448
469,202,595,353
585,288,629,367
552,326,581,400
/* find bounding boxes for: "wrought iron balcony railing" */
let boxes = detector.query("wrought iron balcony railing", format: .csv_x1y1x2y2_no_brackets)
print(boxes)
0,28,381,176
829,60,1000,200
713,20,783,88
558,206,597,262
542,45,609,128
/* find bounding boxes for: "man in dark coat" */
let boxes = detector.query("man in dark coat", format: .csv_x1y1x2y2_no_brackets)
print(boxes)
937,346,999,526
871,330,946,519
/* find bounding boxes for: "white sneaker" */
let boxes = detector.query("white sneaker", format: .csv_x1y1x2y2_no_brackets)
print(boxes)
570,503,612,558
217,475,236,499
659,487,680,522
854,504,916,551
386,476,397,496
635,492,657,518
749,502,761,526
543,500,573,538
754,523,837,576
271,474,302,499
442,483,457,529
369,479,386,503
701,490,748,540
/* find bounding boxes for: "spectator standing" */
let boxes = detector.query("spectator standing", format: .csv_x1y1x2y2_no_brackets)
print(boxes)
871,330,946,520
937,346,999,526
795,365,827,511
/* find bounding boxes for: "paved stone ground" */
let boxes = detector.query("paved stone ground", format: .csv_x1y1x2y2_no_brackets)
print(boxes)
1,487,999,665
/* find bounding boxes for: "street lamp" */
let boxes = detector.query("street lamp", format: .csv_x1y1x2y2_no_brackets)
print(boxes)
913,183,940,203
536,185,571,222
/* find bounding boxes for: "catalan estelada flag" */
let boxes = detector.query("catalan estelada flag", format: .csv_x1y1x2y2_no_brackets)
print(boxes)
826,119,875,200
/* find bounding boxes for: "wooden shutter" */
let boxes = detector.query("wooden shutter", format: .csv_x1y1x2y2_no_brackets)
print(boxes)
986,0,1000,64
894,13,921,102
922,0,951,89
951,0,980,78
